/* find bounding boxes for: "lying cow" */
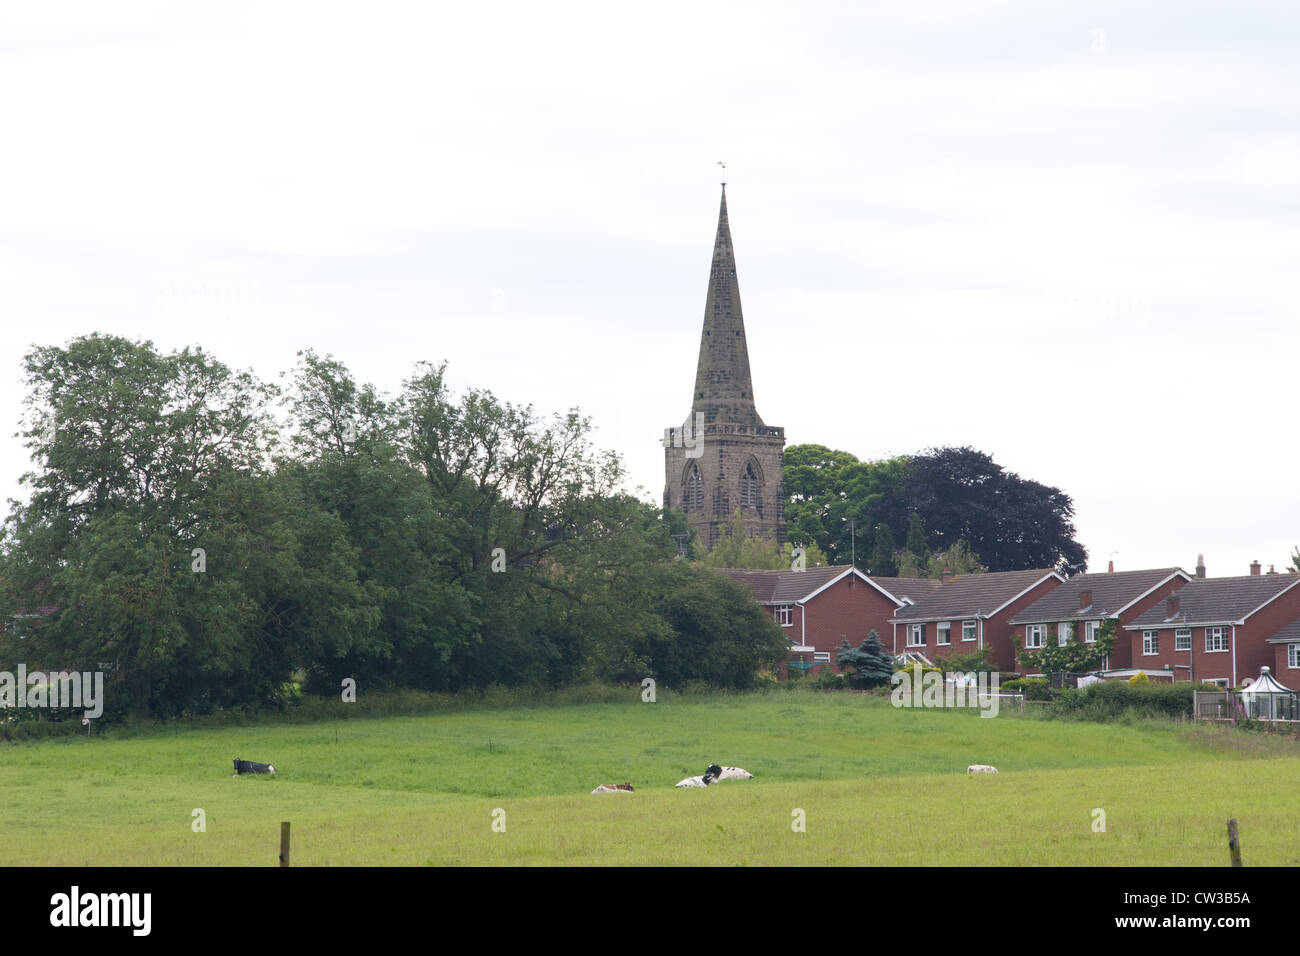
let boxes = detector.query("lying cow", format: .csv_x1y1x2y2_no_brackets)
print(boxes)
716,766,753,780
966,764,998,774
591,782,635,794
233,758,276,776
676,764,725,788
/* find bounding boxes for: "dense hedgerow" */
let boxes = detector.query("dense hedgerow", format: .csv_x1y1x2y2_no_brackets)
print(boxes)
1051,680,1221,722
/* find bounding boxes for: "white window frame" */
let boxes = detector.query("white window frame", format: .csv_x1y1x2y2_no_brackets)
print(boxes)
1025,625,1045,649
1085,621,1099,644
1174,628,1191,652
1205,677,1229,688
962,620,977,642
813,651,831,663
1205,626,1228,653
1289,643,1300,669
1057,622,1073,647
907,623,926,647
1143,630,1159,656
937,622,951,646
774,605,793,627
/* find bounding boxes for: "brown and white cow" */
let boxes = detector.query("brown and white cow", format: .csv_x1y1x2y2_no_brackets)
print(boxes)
591,782,635,793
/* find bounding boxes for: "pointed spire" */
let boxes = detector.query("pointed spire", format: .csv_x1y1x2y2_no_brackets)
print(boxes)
690,185,763,426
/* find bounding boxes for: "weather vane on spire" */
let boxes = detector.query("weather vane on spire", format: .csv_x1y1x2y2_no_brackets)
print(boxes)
717,160,726,186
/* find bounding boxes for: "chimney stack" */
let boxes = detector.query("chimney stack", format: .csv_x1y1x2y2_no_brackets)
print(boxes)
1166,595,1180,618
1196,553,1206,578
941,565,954,585
1268,564,1277,575
1107,560,1114,573
1079,589,1093,610
1250,560,1261,576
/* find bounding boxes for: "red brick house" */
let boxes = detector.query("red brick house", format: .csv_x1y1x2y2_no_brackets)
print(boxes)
1008,567,1191,671
1123,571,1300,686
888,569,1064,672
717,565,906,674
1267,620,1300,688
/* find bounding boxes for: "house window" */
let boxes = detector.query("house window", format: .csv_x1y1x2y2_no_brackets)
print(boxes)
1143,630,1160,655
1085,621,1100,644
1025,625,1045,649
1174,628,1191,652
1057,622,1073,647
937,622,951,646
1205,678,1229,688
813,651,831,663
1289,644,1300,669
962,620,977,642
907,624,926,647
774,605,793,628
1205,627,1228,653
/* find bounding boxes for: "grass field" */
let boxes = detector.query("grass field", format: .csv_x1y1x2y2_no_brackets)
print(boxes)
3,688,1298,865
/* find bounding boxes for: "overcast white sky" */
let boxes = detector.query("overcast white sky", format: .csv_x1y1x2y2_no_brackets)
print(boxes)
2,0,1297,577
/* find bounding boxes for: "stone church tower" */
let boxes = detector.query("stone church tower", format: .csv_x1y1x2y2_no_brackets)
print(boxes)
663,185,786,551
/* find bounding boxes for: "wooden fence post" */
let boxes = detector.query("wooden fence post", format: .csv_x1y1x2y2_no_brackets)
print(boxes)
279,821,291,867
1227,818,1242,867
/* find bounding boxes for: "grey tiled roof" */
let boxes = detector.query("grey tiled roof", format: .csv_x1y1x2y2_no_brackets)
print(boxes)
866,576,944,606
715,569,780,603
770,566,855,603
891,569,1061,622
1009,567,1187,624
1265,618,1300,644
1126,574,1300,628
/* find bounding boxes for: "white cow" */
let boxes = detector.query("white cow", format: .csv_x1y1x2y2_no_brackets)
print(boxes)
591,782,635,793
716,766,753,780
966,764,998,774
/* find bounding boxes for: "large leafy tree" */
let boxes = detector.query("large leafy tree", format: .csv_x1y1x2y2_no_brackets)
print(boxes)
647,563,789,688
904,447,1086,574
0,334,374,716
783,444,909,569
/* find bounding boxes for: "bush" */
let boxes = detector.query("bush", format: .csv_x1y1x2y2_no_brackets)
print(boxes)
1128,671,1150,686
1051,680,1215,722
1001,677,1053,701
811,669,846,691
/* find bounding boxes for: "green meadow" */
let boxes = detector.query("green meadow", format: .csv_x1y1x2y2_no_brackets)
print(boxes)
2,689,1297,866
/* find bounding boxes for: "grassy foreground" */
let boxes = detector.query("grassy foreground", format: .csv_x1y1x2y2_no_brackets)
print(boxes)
2,689,1297,865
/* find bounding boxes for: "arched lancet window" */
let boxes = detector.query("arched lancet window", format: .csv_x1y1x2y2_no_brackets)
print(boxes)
683,461,704,511
739,459,761,510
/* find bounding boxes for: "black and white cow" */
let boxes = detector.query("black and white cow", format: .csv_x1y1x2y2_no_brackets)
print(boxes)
716,766,753,780
233,758,275,775
676,764,754,787
675,764,725,788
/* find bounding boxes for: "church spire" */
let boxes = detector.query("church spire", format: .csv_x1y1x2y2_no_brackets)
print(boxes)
691,184,763,426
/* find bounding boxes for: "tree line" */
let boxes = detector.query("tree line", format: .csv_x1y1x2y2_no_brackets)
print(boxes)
0,335,787,719
782,444,1087,577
